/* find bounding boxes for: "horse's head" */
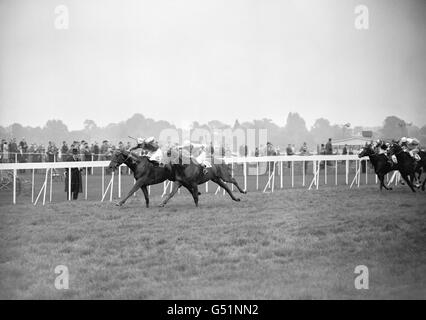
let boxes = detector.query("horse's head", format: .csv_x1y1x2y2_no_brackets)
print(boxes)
358,144,374,158
108,150,131,171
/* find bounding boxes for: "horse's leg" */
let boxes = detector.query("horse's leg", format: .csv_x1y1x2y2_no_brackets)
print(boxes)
159,181,182,207
410,173,420,188
141,185,149,208
401,173,416,192
212,178,241,202
422,174,426,191
190,183,199,207
116,177,144,206
216,166,247,194
378,174,392,191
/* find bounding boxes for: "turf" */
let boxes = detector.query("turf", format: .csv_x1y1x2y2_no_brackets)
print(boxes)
0,184,425,299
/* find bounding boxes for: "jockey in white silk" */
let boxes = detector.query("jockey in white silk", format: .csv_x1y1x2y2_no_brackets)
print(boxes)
179,140,212,173
399,137,420,161
130,137,164,165
374,139,388,155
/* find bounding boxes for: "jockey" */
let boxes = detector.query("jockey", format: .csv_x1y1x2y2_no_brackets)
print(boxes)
130,137,164,165
178,140,211,174
374,139,388,154
399,137,421,161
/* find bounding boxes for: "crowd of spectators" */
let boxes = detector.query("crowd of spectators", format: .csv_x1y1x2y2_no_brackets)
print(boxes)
0,138,135,164
1,136,357,164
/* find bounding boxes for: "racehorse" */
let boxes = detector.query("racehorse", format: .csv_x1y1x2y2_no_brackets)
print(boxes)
387,143,417,192
108,150,246,208
159,156,247,207
108,150,178,207
358,143,397,191
414,150,426,191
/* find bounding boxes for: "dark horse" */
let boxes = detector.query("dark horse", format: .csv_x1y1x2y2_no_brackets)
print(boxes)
358,143,397,191
108,150,179,207
159,157,247,207
414,150,426,191
108,150,246,207
387,143,417,192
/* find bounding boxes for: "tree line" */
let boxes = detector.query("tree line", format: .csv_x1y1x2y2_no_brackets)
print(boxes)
1,113,425,148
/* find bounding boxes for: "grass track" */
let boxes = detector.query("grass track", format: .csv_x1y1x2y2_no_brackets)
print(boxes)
0,185,425,299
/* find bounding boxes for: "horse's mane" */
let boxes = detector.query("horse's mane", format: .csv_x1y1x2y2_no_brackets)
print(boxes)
116,150,146,164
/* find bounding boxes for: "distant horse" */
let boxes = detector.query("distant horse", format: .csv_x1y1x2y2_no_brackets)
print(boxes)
159,156,247,207
414,150,426,191
387,143,417,192
358,144,397,191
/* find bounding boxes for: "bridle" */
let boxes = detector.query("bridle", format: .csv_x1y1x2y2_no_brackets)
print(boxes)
111,151,132,169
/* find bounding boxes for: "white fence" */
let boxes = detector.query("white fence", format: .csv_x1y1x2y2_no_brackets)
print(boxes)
0,155,400,205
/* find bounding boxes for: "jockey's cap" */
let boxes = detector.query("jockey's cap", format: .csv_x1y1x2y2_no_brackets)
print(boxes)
145,137,155,143
400,137,407,143
137,138,144,144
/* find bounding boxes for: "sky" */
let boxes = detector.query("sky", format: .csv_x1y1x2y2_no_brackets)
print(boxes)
0,0,425,130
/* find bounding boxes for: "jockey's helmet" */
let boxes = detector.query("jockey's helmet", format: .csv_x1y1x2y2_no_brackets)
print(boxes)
137,137,144,144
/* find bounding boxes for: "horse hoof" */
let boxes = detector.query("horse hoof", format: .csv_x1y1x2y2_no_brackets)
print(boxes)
115,202,123,207
389,188,392,190
235,198,241,202
158,203,165,207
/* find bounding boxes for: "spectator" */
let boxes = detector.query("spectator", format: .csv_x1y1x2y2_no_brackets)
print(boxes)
61,141,69,161
92,142,100,161
1,140,9,163
299,142,309,155
254,147,259,157
100,140,109,160
286,144,294,168
320,144,326,155
266,142,276,174
325,138,333,155
342,144,348,155
19,138,28,162
64,147,83,200
9,138,18,162
46,141,57,162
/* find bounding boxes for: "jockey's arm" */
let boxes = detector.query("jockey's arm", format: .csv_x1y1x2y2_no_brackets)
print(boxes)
129,143,143,151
